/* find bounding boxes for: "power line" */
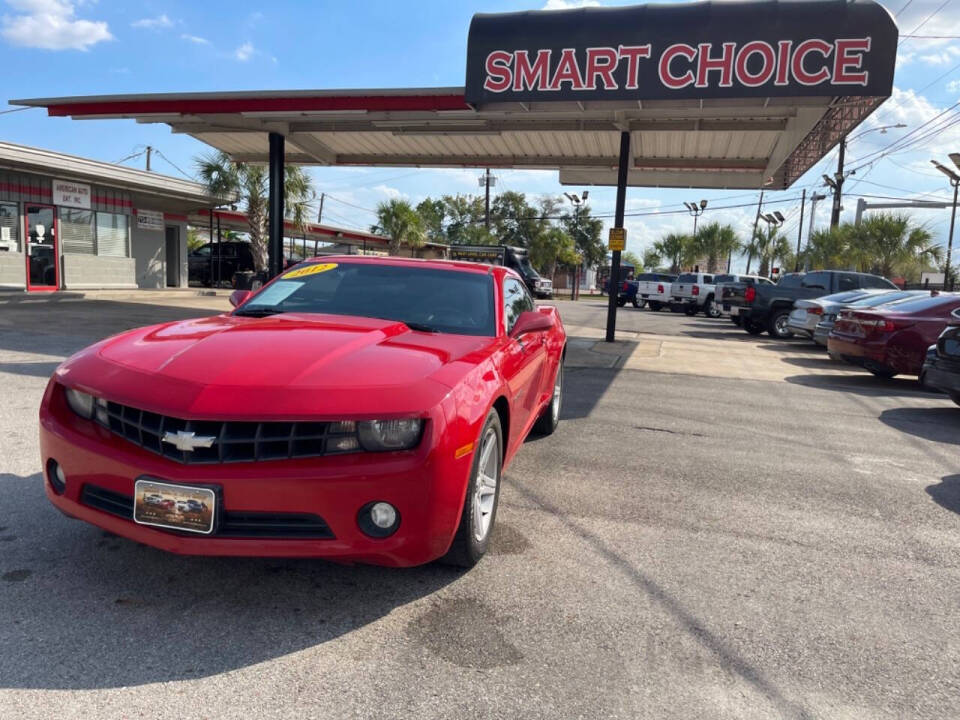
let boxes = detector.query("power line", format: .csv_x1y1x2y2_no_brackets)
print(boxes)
898,0,950,47
152,148,194,180
894,0,915,19
0,105,39,116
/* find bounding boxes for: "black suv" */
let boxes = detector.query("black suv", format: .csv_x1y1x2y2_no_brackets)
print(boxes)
188,242,256,287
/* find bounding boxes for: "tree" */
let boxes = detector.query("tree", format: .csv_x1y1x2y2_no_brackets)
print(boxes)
642,247,662,270
415,198,446,244
195,151,314,273
652,233,693,273
371,199,426,255
847,213,941,279
563,203,605,268
691,222,739,273
744,225,791,277
802,226,849,270
491,191,544,248
441,194,490,245
622,251,643,270
530,226,577,278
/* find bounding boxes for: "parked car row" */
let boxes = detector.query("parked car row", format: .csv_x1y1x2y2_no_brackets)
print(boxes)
619,267,960,405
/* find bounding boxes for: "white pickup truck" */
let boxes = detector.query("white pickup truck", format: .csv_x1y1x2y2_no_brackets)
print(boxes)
634,272,676,311
671,272,718,317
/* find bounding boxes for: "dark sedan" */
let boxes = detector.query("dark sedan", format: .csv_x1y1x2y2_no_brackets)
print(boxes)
827,293,960,378
921,312,960,406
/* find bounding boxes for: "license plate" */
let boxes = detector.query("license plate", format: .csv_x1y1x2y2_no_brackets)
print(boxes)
134,479,216,534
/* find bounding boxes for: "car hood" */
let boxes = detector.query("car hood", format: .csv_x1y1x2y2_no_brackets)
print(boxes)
58,313,496,418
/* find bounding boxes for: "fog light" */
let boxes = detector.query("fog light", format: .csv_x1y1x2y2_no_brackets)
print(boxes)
357,501,400,538
370,502,396,529
47,459,66,494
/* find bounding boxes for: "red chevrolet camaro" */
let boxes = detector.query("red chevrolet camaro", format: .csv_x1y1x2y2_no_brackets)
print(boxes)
39,256,566,567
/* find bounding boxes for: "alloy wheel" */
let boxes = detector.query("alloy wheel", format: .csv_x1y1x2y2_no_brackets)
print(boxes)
472,427,500,542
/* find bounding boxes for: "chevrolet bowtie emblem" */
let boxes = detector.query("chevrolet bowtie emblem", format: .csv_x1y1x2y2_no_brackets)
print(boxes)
162,430,216,452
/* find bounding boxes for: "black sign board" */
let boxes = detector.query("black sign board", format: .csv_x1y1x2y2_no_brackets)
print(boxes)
465,0,897,105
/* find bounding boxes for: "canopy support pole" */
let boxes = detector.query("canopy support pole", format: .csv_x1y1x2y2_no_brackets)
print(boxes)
605,130,630,343
268,132,285,278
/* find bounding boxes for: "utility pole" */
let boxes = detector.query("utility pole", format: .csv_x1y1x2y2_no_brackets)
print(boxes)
317,192,325,223
932,156,960,290
829,138,846,229
480,169,496,230
745,190,764,274
145,146,152,172
795,189,806,272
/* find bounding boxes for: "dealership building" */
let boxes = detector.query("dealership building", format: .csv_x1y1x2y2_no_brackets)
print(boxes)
0,142,221,292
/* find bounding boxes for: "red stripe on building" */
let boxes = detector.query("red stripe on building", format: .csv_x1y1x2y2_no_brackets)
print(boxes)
46,94,471,117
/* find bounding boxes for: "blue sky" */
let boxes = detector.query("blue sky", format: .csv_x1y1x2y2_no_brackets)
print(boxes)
1,0,959,271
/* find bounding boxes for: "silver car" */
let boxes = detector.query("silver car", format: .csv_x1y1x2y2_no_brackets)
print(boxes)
786,290,884,338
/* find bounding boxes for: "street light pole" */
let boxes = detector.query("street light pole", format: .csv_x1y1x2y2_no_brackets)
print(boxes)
932,156,960,291
830,138,845,229
795,189,806,272
685,200,707,236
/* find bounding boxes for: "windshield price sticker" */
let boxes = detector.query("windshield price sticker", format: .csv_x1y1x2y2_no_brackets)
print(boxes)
608,228,626,251
284,263,337,279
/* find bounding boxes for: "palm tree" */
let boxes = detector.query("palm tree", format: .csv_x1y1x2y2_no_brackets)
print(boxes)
371,199,426,256
847,213,941,279
744,225,789,277
692,222,740,273
802,227,850,270
653,233,693,273
195,151,314,273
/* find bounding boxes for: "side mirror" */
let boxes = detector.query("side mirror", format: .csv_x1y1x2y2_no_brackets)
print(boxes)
510,309,554,338
229,289,252,308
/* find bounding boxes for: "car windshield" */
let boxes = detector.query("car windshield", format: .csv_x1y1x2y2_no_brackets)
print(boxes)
676,273,698,283
515,254,540,279
236,261,496,336
879,293,960,314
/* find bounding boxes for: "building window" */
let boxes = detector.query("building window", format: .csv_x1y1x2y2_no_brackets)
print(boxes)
60,208,96,255
0,202,18,253
96,212,129,257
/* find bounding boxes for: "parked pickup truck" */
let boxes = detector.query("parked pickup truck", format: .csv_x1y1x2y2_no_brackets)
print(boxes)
671,272,719,317
714,274,774,323
725,269,897,339
634,272,676,311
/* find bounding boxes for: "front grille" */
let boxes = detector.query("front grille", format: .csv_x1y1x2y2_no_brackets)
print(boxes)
95,400,359,464
80,484,335,539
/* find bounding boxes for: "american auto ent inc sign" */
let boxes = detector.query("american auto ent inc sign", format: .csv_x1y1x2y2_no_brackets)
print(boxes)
464,0,897,104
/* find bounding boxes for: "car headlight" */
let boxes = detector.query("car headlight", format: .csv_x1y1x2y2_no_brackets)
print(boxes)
357,419,422,451
64,388,95,418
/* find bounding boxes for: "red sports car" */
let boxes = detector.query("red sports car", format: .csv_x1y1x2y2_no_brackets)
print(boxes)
39,256,567,567
827,292,960,378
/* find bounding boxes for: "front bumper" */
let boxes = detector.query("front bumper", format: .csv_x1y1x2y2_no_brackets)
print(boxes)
39,388,471,567
924,358,960,396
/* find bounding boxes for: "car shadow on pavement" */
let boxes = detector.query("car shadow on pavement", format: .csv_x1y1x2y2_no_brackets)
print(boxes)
785,373,930,398
878,408,960,446
926,475,960,515
0,472,459,690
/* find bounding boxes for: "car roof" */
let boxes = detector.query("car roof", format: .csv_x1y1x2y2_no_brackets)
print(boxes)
296,254,502,276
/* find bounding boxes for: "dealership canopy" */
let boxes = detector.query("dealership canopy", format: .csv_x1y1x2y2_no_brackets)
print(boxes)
13,0,898,338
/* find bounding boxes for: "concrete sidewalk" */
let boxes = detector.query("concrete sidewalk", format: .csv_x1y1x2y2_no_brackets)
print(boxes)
0,288,233,305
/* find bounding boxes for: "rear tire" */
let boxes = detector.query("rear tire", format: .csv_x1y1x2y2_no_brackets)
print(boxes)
441,409,503,568
731,315,742,326
632,297,644,308
617,298,627,307
743,319,765,335
704,296,721,318
866,364,897,379
533,361,563,436
648,301,662,312
767,309,794,339
684,307,698,316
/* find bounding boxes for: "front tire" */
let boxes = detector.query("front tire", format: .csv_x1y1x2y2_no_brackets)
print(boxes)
767,309,794,339
534,361,563,436
731,315,742,326
632,297,644,308
684,306,698,316
648,301,663,312
617,297,627,307
441,409,503,568
866,364,897,379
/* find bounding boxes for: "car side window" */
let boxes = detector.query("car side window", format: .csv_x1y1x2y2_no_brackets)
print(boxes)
863,274,895,289
837,273,858,291
703,275,713,284
801,271,830,290
503,277,533,333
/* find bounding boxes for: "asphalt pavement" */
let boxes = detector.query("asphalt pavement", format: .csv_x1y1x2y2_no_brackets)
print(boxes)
1,295,959,719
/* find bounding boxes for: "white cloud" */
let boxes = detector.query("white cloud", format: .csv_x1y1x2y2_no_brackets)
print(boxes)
180,33,208,45
233,41,253,61
919,46,960,65
948,79,960,93
1,0,112,51
131,14,173,29
372,184,403,200
542,0,601,9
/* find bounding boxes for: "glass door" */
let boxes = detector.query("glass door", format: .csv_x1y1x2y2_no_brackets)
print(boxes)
25,204,58,291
